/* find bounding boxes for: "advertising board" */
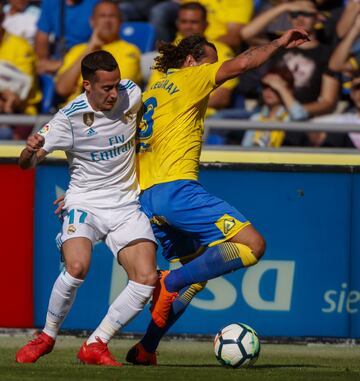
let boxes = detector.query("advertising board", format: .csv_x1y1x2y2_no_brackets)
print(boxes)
33,164,359,338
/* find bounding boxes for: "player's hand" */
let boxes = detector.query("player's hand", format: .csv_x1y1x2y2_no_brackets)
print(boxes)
26,134,45,153
53,195,65,218
278,28,310,50
89,28,104,50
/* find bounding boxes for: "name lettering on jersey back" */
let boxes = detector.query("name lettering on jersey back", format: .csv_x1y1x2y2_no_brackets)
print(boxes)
90,134,134,162
150,79,180,95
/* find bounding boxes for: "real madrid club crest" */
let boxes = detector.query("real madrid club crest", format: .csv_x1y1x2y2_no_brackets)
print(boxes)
67,224,76,234
125,111,135,123
83,112,94,127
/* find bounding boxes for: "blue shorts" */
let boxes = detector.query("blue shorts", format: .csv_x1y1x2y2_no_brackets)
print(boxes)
140,180,250,261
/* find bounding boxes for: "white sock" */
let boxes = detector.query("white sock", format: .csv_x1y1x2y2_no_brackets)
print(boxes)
87,280,154,345
43,271,83,339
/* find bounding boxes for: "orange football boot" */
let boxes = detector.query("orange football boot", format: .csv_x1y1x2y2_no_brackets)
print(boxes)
150,270,178,328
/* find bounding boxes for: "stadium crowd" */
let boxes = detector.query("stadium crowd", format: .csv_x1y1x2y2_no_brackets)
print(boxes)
1,0,360,147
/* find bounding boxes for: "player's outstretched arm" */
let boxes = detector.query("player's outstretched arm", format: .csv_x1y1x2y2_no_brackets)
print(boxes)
19,133,47,169
215,28,310,85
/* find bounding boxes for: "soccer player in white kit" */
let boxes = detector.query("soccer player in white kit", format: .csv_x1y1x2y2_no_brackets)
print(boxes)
16,51,158,366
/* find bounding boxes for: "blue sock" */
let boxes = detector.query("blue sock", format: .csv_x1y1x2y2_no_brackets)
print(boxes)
140,283,205,353
164,242,258,292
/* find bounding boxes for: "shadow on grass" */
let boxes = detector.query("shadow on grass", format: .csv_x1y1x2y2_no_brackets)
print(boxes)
153,363,324,369
251,364,325,369
130,364,220,368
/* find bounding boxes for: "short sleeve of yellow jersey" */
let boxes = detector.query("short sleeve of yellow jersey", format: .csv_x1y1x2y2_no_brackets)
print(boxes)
180,61,223,104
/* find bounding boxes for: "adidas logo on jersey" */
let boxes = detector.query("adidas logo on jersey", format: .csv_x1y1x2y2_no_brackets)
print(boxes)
86,127,97,137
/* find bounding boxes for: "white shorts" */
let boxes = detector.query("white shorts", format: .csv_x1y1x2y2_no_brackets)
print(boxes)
57,202,156,256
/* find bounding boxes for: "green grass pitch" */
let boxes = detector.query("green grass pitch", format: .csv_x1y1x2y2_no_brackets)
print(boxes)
0,335,359,381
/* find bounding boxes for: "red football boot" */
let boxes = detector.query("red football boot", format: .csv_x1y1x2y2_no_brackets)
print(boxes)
15,332,55,363
77,337,123,367
126,342,157,366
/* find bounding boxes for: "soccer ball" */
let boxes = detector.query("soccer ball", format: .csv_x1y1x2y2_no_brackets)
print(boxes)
213,323,261,368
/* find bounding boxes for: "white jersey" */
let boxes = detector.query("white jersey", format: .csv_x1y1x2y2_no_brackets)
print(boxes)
40,79,142,208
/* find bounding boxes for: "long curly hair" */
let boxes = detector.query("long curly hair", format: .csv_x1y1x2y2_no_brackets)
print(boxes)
153,35,216,73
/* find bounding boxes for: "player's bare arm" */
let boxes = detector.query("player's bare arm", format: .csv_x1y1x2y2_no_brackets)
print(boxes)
215,28,310,85
19,133,48,170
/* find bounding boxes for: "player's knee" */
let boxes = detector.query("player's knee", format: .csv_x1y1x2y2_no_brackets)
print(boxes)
251,235,266,260
66,261,88,280
132,270,158,287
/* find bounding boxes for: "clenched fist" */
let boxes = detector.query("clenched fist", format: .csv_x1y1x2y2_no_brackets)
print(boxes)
26,134,45,153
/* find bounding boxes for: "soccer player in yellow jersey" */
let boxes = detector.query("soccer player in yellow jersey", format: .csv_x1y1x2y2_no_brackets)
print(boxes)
126,28,309,365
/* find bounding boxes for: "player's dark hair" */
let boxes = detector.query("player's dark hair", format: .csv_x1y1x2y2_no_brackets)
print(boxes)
81,50,119,81
179,2,207,20
153,35,216,73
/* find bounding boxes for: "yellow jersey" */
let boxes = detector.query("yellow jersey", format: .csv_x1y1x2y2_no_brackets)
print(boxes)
182,0,253,42
57,39,142,102
0,33,41,115
137,61,223,190
146,39,239,117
